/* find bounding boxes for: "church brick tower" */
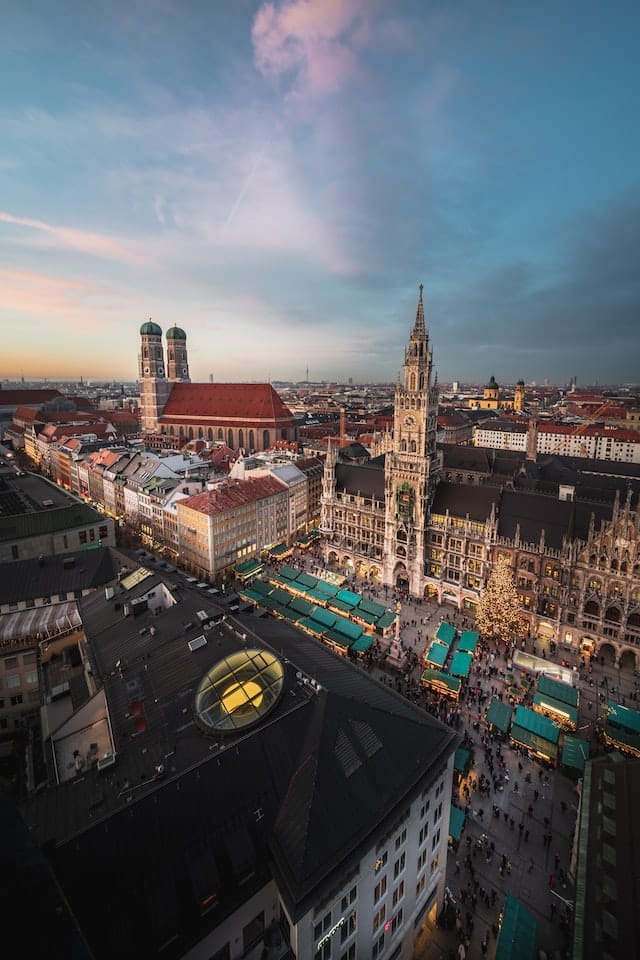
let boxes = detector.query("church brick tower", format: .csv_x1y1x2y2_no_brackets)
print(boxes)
166,326,191,382
382,285,440,593
138,320,172,433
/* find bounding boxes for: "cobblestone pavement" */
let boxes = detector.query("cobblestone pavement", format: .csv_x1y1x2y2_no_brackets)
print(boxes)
276,557,640,960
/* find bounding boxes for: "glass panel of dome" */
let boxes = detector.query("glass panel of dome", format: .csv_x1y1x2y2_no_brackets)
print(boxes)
194,648,285,735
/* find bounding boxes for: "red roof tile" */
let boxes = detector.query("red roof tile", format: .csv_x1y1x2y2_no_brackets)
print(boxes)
159,383,295,425
179,475,288,516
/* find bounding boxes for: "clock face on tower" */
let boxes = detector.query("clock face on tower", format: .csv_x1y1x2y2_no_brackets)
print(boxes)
404,414,416,427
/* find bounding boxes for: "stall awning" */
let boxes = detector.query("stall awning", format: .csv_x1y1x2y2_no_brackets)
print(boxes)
495,896,538,960
454,747,471,774
234,558,263,578
536,674,579,708
606,701,640,735
512,705,560,744
268,543,292,559
425,641,448,668
309,607,337,628
561,736,590,772
435,621,456,646
486,698,513,735
449,651,473,678
457,630,479,653
351,635,373,653
421,669,461,697
448,804,466,842
277,565,300,582
314,580,339,598
375,612,396,632
532,692,578,728
335,588,360,608
357,598,386,618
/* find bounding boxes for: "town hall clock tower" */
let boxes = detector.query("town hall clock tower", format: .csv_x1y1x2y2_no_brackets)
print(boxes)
382,285,440,594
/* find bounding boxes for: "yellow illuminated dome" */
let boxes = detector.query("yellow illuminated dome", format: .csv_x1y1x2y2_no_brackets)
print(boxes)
194,648,285,734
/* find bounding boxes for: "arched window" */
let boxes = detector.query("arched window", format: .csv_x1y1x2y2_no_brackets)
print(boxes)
218,428,223,440
198,427,204,439
179,426,184,437
410,373,416,391
207,428,213,441
238,429,244,451
281,429,287,440
169,426,174,436
228,428,234,448
419,372,424,390
401,440,407,452
188,427,194,440
410,440,416,453
263,430,270,449
249,430,255,451
143,348,148,358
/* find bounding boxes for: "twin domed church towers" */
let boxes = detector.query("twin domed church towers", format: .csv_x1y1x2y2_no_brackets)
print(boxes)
138,320,190,433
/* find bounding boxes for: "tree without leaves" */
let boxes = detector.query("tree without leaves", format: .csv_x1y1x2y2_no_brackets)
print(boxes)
476,555,524,643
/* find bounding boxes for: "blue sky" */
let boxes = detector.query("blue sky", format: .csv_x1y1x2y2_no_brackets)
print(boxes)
1,0,639,385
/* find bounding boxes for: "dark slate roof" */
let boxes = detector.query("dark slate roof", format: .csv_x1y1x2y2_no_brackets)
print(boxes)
431,482,500,522
338,441,370,461
22,569,456,958
497,490,612,549
336,460,385,499
439,443,524,477
0,500,105,543
0,547,117,604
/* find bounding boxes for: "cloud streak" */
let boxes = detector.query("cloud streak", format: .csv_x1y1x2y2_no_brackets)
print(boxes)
0,211,140,263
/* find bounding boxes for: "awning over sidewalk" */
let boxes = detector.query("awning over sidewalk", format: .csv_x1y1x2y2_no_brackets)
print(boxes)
486,698,513,735
448,804,466,842
495,896,538,960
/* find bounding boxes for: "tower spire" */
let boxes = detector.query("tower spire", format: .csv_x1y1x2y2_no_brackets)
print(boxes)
413,283,426,337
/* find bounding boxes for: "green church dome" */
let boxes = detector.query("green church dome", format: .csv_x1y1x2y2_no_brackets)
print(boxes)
166,326,187,340
140,320,162,336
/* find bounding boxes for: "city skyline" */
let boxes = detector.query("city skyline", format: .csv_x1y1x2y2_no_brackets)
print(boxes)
1,1,639,384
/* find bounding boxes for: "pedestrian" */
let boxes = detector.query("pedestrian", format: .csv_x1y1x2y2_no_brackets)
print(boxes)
524,829,529,842
528,857,534,872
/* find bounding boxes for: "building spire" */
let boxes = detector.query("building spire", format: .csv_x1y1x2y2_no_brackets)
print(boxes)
413,283,426,337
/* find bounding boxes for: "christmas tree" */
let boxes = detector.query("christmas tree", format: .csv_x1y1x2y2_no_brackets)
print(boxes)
476,555,524,643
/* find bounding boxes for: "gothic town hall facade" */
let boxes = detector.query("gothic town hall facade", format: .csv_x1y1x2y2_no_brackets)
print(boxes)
320,288,640,669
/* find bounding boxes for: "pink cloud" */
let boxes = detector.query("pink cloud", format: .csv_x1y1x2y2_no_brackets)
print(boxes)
0,211,141,263
252,0,370,98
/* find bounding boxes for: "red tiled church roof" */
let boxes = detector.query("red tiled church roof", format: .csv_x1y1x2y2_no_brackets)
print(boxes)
159,383,295,425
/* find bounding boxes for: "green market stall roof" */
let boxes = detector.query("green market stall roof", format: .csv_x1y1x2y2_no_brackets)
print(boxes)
357,598,387,618
606,701,640,734
448,804,466,842
375,611,396,632
435,621,456,646
351,635,373,653
234,558,263,579
449,651,473,678
532,692,578,728
424,641,448,668
495,896,538,960
561,736,590,773
512,706,560,744
486,698,513,734
457,630,479,653
454,747,471,774
335,588,361,608
421,669,461,697
536,674,579,708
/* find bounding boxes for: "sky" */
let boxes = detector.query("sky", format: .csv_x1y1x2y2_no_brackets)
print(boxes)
1,0,639,386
